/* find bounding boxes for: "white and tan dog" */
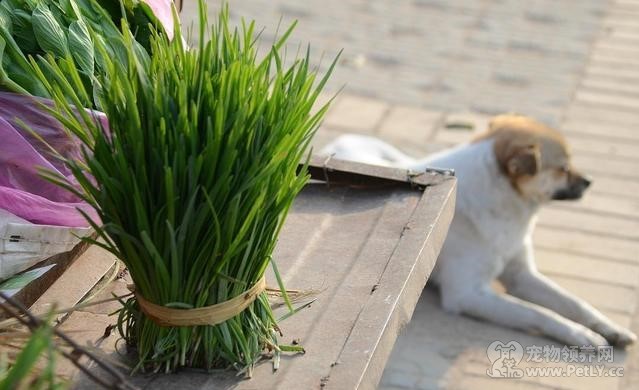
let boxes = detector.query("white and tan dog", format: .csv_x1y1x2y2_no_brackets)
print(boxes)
322,114,636,347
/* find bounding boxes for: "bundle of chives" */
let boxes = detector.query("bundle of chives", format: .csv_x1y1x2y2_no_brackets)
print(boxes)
34,1,337,374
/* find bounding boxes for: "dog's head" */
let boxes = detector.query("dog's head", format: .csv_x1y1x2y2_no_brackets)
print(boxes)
475,114,591,203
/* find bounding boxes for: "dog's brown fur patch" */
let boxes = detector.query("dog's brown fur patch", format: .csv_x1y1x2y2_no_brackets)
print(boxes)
474,114,571,194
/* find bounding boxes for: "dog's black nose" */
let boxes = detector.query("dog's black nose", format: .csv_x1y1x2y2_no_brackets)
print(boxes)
579,176,592,189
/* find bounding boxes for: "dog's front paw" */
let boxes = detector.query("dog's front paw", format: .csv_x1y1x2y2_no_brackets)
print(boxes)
568,326,609,348
592,321,637,347
600,326,637,348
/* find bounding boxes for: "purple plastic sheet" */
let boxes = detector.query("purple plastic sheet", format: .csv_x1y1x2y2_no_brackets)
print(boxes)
0,93,104,227
0,1,173,228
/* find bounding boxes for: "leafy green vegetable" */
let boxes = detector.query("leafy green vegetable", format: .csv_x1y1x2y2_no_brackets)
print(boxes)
32,3,69,58
34,0,338,374
0,0,172,108
68,19,94,75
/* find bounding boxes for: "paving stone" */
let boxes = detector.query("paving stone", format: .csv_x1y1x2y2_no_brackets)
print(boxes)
378,106,443,144
562,119,639,142
380,370,420,389
607,37,639,51
605,311,634,330
535,247,639,288
572,154,639,181
323,94,389,133
616,2,639,13
452,374,583,390
461,358,624,390
397,141,453,157
530,367,623,390
191,0,602,117
575,90,639,112
545,274,637,314
564,133,639,160
604,26,639,39
592,45,639,62
608,27,639,38
571,102,639,119
433,112,490,144
610,7,639,18
538,206,639,241
313,90,343,117
587,176,639,199
57,311,120,380
434,127,476,145
561,191,639,220
311,126,349,152
590,53,639,68
533,227,639,264
586,65,639,83
581,77,639,97
564,105,639,128
593,41,639,57
443,112,492,133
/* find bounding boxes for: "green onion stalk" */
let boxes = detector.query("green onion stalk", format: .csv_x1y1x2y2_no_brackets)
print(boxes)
32,1,337,375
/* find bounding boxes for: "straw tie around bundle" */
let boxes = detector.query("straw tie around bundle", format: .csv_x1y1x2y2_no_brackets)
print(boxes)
129,276,267,327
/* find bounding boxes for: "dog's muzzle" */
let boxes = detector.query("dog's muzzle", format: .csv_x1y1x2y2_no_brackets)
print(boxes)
552,175,592,200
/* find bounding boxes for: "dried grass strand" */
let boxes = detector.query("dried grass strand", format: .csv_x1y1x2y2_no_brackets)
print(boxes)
130,276,266,327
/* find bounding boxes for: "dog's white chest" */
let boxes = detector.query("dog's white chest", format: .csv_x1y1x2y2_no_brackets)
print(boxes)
483,213,535,265
429,141,538,277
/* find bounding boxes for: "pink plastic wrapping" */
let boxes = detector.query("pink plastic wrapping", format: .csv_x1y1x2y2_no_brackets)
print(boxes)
0,93,104,227
143,0,175,40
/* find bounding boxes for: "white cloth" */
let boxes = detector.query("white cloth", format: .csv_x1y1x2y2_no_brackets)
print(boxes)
0,209,92,279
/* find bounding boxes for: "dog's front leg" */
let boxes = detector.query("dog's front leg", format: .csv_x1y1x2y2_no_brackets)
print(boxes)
441,285,609,347
500,244,637,347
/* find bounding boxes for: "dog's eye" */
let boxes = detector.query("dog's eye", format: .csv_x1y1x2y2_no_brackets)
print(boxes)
554,165,570,176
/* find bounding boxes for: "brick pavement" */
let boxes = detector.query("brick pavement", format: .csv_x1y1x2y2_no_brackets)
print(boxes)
181,1,639,389
182,0,608,125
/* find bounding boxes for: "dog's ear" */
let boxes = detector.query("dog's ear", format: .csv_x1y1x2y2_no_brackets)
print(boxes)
506,144,540,176
494,134,541,177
